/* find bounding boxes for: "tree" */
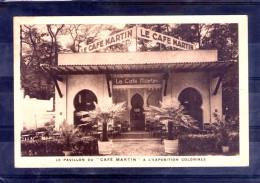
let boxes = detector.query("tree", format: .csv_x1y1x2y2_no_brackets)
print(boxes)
82,102,126,141
200,24,239,116
46,24,64,64
21,24,64,99
61,24,102,53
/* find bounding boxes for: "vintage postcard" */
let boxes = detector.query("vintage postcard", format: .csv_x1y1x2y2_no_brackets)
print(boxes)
14,15,248,168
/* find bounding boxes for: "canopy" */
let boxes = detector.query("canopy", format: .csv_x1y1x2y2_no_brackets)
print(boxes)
41,61,234,75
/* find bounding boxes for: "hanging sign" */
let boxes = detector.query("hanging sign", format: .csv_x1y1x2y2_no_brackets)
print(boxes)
137,27,196,50
79,26,195,53
80,27,136,53
112,77,162,85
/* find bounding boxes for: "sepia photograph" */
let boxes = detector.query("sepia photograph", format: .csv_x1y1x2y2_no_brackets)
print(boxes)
14,16,248,167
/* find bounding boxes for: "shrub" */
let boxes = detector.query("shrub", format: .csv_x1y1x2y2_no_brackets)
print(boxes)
179,134,218,154
36,127,47,132
21,139,63,156
72,136,98,156
21,137,98,156
229,132,239,153
46,140,64,156
22,129,36,135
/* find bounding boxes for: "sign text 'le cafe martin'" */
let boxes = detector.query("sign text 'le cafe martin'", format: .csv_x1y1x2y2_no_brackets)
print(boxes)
112,77,162,85
80,26,196,53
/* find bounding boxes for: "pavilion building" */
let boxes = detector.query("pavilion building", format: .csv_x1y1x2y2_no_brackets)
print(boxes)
41,49,233,131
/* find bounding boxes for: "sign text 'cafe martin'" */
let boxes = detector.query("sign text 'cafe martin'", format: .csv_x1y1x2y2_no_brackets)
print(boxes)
80,26,196,53
112,77,162,85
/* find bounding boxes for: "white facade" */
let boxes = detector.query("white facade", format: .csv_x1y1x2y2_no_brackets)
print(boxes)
54,50,223,129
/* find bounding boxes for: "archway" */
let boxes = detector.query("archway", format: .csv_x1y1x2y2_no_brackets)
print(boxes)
73,89,97,126
130,94,145,131
178,87,203,129
147,92,161,107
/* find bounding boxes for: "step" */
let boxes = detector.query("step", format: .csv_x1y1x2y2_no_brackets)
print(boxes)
113,138,161,142
118,132,152,139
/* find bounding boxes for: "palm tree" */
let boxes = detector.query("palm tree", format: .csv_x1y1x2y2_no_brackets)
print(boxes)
82,102,126,141
145,98,199,140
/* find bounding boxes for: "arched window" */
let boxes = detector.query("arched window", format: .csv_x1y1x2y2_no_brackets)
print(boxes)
114,94,127,105
73,89,97,111
147,92,161,107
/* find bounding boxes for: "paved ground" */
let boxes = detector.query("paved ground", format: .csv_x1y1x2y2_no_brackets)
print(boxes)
105,132,238,156
111,140,173,156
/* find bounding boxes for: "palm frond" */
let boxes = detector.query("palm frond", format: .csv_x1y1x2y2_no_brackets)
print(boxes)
145,98,198,130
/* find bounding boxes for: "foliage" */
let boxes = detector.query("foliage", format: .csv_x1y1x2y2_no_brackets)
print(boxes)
72,136,98,156
82,102,126,141
21,139,63,156
228,132,239,153
36,127,47,132
145,99,199,140
222,64,239,116
21,137,98,156
61,24,104,53
178,134,218,154
21,25,64,99
210,112,239,146
59,121,79,151
21,129,36,136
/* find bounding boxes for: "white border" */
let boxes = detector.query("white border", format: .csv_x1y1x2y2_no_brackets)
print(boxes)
14,15,249,168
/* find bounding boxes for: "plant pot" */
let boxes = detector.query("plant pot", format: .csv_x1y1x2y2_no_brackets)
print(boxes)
222,146,229,153
98,140,113,155
63,151,72,156
164,139,178,154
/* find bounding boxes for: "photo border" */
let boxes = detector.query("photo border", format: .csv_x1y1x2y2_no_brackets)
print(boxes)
14,15,249,168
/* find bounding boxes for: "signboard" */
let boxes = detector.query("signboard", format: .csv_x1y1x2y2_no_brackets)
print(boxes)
112,77,162,85
80,27,136,53
137,27,196,50
79,26,195,53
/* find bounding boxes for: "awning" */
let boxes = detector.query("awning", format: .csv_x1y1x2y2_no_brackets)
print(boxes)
41,61,234,76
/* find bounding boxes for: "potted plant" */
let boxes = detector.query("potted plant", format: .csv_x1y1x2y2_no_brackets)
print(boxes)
163,120,180,153
212,112,231,153
82,102,126,155
145,99,199,154
59,121,78,156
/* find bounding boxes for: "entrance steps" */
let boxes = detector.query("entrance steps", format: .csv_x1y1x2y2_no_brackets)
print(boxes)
113,138,160,142
112,131,160,142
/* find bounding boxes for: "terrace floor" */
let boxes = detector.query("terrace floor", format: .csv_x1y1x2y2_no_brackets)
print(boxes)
104,131,238,156
108,131,173,156
111,140,172,156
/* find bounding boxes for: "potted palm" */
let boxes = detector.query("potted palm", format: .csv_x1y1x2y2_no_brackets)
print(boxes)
145,99,198,154
82,101,126,155
59,121,78,156
212,112,231,153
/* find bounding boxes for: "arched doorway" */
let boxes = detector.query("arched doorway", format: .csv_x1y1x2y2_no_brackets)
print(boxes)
178,87,203,129
73,89,97,126
130,94,145,131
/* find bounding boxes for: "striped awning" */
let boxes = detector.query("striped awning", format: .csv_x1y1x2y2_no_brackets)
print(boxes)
41,61,234,76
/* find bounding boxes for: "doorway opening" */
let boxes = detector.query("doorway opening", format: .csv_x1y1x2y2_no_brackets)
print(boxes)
178,87,203,129
73,89,97,126
130,93,145,131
